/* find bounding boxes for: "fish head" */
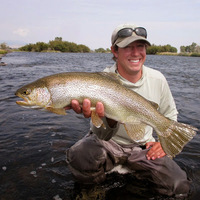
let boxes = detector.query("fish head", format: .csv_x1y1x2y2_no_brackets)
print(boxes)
15,81,51,109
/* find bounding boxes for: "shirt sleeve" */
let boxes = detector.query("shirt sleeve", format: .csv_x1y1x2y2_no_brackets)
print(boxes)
158,77,178,121
90,117,119,141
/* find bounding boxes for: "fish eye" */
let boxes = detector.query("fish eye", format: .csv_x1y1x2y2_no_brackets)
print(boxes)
23,89,31,95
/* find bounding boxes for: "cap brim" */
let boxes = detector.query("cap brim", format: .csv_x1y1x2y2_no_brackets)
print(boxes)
115,36,151,48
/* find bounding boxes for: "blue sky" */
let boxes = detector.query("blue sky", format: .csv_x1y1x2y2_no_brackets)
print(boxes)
1,0,200,51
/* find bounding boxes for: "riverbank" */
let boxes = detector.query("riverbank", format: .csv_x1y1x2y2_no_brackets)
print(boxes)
0,50,7,66
2,49,200,57
0,49,8,54
0,53,6,60
156,52,200,57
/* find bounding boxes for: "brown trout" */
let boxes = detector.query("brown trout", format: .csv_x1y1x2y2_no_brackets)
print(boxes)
15,72,197,158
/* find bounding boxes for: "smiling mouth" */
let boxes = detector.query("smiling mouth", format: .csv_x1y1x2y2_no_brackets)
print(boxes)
130,59,139,63
129,59,140,64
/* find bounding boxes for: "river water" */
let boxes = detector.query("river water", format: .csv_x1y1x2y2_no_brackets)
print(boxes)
0,52,200,200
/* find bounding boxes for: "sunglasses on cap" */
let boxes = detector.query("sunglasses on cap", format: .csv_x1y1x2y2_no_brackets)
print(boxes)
113,27,147,44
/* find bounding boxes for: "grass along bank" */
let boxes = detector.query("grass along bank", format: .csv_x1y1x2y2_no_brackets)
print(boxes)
156,52,200,57
0,49,8,55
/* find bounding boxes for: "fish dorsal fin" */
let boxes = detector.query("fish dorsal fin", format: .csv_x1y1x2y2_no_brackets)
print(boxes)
97,72,123,85
148,100,159,110
124,124,146,140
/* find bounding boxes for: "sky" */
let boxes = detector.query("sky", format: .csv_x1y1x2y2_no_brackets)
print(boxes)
1,0,200,51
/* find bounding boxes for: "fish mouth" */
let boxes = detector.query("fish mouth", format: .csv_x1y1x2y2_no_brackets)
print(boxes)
15,92,35,107
16,100,32,106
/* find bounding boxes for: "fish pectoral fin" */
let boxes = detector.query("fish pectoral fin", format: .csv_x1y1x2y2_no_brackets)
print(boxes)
124,124,146,140
46,107,66,115
91,110,105,129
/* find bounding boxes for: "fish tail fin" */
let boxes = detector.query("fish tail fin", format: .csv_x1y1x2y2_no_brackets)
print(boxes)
158,121,197,158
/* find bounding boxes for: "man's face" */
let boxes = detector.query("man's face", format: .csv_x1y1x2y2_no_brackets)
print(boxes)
112,41,147,80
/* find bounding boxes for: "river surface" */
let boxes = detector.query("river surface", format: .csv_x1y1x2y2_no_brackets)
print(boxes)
0,52,200,200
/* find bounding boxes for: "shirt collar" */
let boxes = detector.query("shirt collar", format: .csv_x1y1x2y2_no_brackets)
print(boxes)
113,63,146,88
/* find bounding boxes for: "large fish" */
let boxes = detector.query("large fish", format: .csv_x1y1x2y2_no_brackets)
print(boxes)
15,72,197,158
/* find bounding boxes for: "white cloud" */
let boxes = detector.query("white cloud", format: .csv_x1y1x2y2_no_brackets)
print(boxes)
13,28,29,37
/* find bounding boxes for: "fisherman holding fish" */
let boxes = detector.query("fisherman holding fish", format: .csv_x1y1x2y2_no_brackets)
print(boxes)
66,24,191,197
15,23,197,197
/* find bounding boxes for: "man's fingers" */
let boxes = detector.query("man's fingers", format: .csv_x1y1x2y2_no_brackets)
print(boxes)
146,142,166,160
96,102,104,118
70,99,104,119
145,142,154,149
71,99,82,113
82,99,91,118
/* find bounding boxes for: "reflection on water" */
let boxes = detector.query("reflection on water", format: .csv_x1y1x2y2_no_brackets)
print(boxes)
0,52,200,199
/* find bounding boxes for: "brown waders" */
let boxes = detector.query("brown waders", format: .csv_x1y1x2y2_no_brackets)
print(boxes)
66,132,190,196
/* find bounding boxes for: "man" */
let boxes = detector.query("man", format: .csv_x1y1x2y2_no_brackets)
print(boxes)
66,23,190,197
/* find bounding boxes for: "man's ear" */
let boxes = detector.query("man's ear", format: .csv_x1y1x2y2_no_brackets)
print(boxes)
111,45,118,59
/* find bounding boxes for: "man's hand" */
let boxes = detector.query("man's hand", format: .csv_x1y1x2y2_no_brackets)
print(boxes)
146,142,166,160
65,99,117,128
66,99,104,118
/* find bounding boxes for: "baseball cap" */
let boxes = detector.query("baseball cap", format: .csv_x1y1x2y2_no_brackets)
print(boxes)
111,23,151,47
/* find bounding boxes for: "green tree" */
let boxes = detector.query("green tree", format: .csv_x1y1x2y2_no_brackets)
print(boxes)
77,44,90,52
146,44,177,54
68,42,78,52
106,48,111,53
55,37,62,41
49,40,67,52
0,43,9,50
95,48,106,53
180,42,200,53
34,42,49,52
195,45,200,53
19,43,35,51
146,45,158,54
190,42,197,52
180,46,186,53
19,37,91,53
